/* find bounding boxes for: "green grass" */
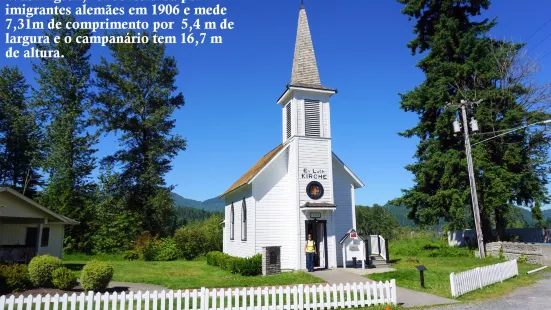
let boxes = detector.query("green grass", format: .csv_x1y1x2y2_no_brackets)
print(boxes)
62,254,323,290
368,237,544,301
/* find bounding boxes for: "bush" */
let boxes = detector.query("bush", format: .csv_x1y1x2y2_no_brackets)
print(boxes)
80,261,114,291
142,240,161,261
28,255,63,287
518,252,528,264
174,227,208,260
206,251,261,276
122,250,140,260
131,233,179,261
155,238,180,261
0,264,31,294
241,254,262,276
52,267,77,290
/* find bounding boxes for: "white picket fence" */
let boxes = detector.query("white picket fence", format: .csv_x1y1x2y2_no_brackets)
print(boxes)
1,281,397,310
450,259,518,297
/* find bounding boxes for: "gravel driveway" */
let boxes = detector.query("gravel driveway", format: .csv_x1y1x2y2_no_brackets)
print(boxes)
432,272,551,310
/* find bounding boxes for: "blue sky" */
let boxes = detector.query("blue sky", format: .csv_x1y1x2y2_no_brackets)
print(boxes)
3,0,551,207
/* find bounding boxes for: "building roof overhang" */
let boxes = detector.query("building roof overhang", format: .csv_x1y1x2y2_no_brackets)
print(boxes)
0,187,79,224
277,84,337,105
339,228,365,244
300,202,337,212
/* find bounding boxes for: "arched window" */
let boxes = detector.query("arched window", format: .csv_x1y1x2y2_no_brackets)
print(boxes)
241,199,247,241
230,203,234,240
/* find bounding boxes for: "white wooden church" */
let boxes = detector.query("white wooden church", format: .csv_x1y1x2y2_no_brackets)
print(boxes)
220,5,364,271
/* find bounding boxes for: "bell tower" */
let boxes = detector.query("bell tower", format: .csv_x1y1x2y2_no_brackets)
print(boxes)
277,3,338,270
279,4,336,143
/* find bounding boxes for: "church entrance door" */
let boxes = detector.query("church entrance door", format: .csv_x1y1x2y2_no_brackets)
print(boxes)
305,220,328,269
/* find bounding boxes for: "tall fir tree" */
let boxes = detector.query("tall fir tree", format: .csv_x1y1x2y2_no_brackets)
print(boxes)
94,31,186,237
0,66,42,196
33,15,98,252
394,0,551,241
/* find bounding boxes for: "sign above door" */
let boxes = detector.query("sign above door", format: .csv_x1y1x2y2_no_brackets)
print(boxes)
309,212,322,219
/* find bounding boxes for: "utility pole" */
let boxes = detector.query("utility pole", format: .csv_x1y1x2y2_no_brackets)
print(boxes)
449,99,486,259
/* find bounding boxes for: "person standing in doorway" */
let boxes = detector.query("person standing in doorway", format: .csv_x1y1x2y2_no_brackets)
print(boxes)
304,234,316,272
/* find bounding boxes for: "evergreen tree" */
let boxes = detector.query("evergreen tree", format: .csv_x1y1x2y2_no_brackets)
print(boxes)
394,0,551,241
91,164,141,254
33,15,97,252
94,32,186,237
356,204,400,240
0,66,42,196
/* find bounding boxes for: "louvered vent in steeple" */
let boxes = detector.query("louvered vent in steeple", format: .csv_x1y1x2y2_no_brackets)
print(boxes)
304,99,320,137
286,102,292,139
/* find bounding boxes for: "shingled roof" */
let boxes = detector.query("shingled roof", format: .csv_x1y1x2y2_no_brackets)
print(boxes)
220,144,286,198
291,5,330,89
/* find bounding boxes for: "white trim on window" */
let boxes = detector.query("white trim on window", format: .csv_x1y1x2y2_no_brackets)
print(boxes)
241,199,247,241
230,203,235,240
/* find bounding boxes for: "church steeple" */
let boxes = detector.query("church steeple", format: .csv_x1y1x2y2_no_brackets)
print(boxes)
291,5,321,87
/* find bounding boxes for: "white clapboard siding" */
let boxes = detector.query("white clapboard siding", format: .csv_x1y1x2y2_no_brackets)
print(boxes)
450,259,519,297
0,281,397,310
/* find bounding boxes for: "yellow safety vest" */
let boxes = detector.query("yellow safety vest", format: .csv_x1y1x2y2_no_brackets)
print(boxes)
306,240,316,253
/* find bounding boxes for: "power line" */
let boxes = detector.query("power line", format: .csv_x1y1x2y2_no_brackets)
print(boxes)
528,32,551,54
526,17,551,41
539,49,551,61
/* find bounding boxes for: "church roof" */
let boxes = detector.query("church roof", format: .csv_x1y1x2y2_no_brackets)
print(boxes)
220,144,363,198
290,5,329,89
219,144,286,198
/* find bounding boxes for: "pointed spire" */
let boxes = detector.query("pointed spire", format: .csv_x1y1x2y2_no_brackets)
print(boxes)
291,5,321,87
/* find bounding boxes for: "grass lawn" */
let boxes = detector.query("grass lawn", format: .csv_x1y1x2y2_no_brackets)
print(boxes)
367,238,544,302
63,254,324,290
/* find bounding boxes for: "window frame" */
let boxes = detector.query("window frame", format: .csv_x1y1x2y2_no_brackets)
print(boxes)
41,227,50,247
230,203,235,240
241,198,247,241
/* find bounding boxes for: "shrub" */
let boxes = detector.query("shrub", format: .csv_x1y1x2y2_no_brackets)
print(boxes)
28,255,62,287
206,251,226,266
142,240,161,261
122,250,140,260
80,261,114,291
518,252,528,264
174,227,208,260
52,267,77,290
155,238,180,261
206,251,261,276
0,264,31,294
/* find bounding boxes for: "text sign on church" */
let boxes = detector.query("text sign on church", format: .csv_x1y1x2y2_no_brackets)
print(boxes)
301,168,328,180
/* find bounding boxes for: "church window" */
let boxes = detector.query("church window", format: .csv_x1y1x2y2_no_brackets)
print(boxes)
304,99,321,137
286,102,292,139
241,199,247,241
230,203,234,240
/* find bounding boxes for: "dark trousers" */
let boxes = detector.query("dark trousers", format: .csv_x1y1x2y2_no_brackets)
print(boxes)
306,252,315,272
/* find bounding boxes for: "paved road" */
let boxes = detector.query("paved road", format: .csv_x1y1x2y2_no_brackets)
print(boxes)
431,273,551,310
